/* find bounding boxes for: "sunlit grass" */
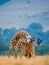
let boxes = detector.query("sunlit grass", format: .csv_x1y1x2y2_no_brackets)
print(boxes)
0,55,49,65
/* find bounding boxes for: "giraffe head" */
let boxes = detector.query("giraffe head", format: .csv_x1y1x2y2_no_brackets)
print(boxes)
37,38,42,46
26,35,34,44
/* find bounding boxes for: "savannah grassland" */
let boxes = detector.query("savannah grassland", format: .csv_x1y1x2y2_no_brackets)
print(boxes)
0,55,49,65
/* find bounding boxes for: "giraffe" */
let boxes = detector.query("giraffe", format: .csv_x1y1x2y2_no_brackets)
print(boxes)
14,36,35,58
7,30,32,57
14,37,42,58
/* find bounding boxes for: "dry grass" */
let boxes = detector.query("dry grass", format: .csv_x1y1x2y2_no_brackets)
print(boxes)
0,55,49,65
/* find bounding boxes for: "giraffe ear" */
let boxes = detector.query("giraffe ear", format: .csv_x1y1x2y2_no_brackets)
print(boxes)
37,38,40,41
40,40,42,43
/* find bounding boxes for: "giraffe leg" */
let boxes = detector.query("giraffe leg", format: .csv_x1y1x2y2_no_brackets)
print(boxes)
14,45,19,58
31,46,35,58
7,44,13,57
20,48,25,58
20,49,23,58
24,50,32,58
28,53,32,58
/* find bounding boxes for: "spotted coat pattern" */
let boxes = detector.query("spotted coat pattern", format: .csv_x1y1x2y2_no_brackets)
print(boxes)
8,30,35,58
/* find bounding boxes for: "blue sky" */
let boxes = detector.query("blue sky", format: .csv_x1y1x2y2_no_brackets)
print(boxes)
0,0,49,31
